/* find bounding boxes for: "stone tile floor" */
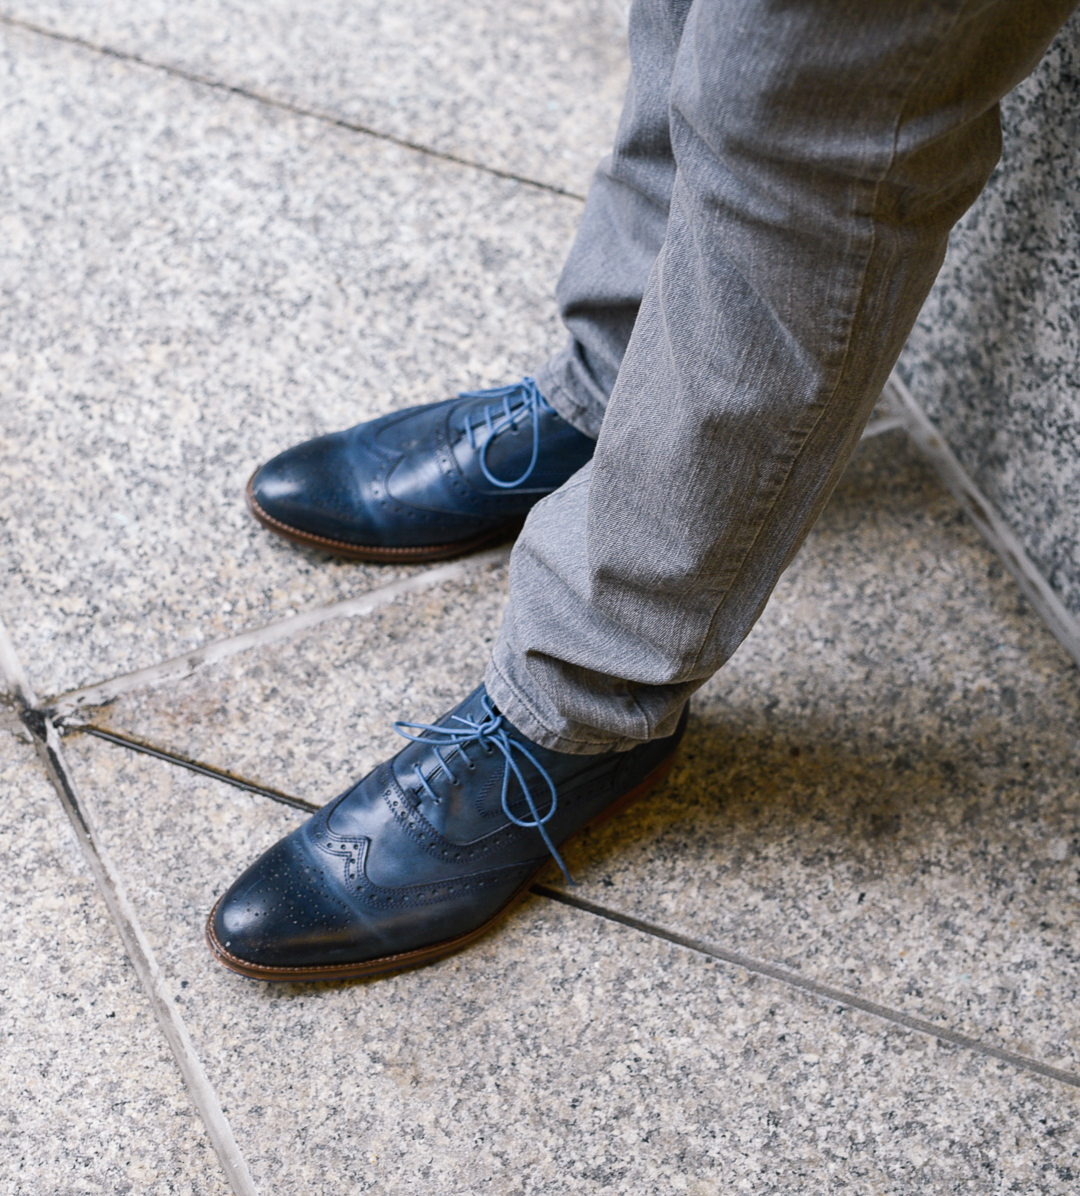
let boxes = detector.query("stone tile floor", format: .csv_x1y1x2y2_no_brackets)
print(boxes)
1,5,1079,1194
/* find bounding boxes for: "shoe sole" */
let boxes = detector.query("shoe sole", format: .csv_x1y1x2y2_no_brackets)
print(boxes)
205,751,678,983
247,474,522,563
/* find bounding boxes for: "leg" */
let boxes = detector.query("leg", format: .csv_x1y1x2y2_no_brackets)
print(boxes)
538,0,692,437
210,0,1076,982
490,0,1076,752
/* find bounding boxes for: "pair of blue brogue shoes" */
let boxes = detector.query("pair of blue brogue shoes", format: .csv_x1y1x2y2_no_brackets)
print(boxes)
209,379,687,981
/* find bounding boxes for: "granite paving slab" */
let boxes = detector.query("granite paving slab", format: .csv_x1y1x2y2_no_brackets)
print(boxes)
0,23,579,699
0,725,228,1195
557,431,1080,1069
55,734,1080,1193
74,555,511,806
75,432,1080,1077
1,0,628,196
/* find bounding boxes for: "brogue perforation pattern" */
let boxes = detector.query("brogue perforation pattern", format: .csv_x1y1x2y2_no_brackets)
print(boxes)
308,819,530,910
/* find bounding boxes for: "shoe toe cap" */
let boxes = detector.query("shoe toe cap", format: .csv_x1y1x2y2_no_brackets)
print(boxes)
210,831,366,971
249,429,382,544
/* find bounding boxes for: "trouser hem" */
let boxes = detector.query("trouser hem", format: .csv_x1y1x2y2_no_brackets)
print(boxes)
484,656,640,756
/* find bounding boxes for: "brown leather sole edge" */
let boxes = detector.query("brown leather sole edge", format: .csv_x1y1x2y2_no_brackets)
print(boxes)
205,752,678,983
246,473,521,563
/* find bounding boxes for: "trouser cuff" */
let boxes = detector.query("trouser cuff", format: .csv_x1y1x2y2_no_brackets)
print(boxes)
484,653,642,756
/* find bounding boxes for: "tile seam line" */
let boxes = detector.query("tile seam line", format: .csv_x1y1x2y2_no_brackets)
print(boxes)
885,370,1080,669
0,12,586,202
75,723,321,813
48,547,510,717
45,420,888,718
0,629,258,1196
28,714,260,1196
531,884,1080,1090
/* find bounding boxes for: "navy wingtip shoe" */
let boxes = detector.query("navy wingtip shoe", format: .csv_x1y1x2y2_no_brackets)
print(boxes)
247,378,595,562
207,686,687,983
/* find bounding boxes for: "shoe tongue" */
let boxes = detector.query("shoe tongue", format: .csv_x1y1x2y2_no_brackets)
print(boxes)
390,687,570,843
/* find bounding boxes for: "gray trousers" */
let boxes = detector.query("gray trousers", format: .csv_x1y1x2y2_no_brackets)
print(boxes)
486,0,1075,753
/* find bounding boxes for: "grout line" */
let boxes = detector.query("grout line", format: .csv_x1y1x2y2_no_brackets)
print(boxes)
29,714,261,1196
49,547,510,717
0,610,260,1195
860,414,905,439
886,372,1080,670
604,0,631,34
61,698,1080,1093
73,725,321,813
531,884,1080,1090
29,404,920,720
18,582,1080,1100
0,13,586,202
50,690,1080,1098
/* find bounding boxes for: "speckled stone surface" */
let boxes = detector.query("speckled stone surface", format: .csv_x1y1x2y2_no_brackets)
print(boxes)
899,11,1080,619
0,25,579,699
55,735,1080,1193
0,727,228,1195
81,558,510,805
560,433,1080,1071
7,4,1080,1186
1,0,628,195
79,434,1080,1077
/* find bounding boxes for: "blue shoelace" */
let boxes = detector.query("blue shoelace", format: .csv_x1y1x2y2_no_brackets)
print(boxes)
458,377,556,490
394,693,573,885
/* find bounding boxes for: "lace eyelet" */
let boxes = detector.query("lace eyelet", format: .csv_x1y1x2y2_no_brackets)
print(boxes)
393,687,573,884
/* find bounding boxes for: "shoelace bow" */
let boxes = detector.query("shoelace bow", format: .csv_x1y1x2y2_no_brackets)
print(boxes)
394,694,574,885
458,377,556,489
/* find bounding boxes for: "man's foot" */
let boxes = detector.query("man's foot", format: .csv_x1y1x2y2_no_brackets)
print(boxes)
247,378,595,562
207,686,686,981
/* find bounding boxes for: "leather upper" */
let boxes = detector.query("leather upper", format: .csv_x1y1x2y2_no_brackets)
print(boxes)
212,686,687,969
250,387,595,549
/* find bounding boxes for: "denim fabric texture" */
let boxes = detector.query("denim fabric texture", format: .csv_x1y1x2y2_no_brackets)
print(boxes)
486,0,1076,753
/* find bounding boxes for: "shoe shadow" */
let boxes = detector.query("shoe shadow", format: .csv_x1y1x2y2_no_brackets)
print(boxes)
553,699,1041,906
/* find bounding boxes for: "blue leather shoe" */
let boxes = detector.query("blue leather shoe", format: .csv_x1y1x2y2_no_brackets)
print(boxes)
248,378,595,561
207,686,686,981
